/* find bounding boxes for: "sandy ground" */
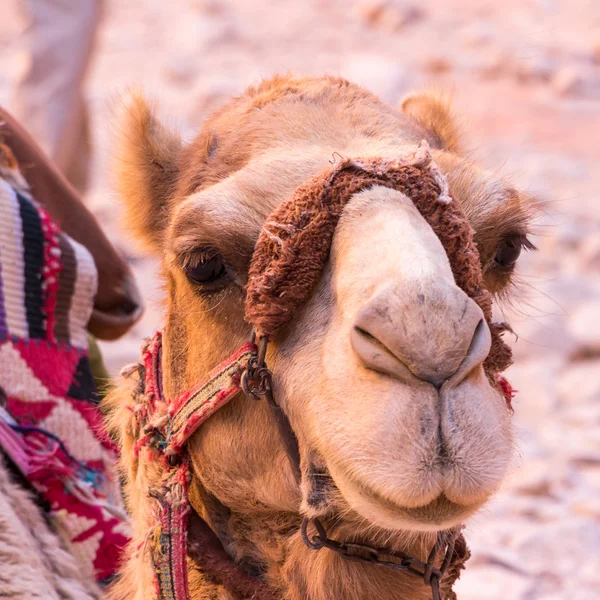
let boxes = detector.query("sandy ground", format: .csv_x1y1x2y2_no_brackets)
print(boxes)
1,1,600,598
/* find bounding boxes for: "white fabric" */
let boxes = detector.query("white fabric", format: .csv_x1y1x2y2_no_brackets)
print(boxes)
0,181,28,338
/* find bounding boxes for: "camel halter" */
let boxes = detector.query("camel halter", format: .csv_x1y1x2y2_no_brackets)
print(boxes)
129,143,515,600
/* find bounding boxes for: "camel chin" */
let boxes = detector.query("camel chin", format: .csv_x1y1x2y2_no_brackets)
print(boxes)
330,467,483,533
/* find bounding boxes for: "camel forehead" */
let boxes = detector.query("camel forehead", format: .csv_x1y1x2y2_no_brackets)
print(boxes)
176,75,427,197
209,75,417,142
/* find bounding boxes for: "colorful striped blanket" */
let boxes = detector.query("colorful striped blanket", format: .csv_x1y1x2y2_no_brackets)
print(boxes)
0,145,129,583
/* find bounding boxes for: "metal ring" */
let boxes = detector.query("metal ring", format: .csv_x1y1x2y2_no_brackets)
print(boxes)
301,518,325,550
240,370,259,400
312,518,329,541
167,453,182,467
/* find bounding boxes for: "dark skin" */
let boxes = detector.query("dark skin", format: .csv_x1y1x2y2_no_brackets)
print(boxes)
0,107,143,340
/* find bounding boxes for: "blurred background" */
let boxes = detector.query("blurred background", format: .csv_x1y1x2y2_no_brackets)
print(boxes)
1,0,599,597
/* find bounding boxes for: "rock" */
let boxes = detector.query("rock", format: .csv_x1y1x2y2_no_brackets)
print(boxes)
551,65,600,99
476,49,509,79
453,565,531,600
553,66,585,96
459,21,495,47
191,0,223,14
570,497,600,520
563,403,600,428
562,428,600,465
503,357,562,421
593,41,600,65
568,301,600,352
506,459,558,498
513,518,600,580
466,542,526,572
189,73,242,116
515,498,571,523
555,219,595,251
355,0,425,31
557,360,600,404
536,0,560,12
577,234,600,270
170,13,238,53
515,55,556,84
421,56,453,75
164,56,198,84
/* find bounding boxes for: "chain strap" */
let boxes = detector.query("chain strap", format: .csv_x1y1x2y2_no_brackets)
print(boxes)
301,518,457,600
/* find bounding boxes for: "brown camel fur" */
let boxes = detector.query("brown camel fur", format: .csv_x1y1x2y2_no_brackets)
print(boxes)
104,75,533,600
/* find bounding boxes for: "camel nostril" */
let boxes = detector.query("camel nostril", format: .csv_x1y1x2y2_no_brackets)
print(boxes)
443,318,491,388
468,319,489,360
354,326,377,343
351,325,423,385
413,318,491,389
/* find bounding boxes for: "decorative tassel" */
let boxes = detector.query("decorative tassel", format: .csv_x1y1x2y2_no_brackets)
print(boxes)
495,374,517,412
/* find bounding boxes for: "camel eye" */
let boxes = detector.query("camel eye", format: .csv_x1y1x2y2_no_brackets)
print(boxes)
494,235,535,268
184,254,227,284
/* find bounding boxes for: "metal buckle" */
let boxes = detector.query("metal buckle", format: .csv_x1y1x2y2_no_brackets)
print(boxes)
241,335,274,403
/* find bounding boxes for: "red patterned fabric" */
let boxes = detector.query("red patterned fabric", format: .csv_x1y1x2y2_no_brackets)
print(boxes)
0,169,129,583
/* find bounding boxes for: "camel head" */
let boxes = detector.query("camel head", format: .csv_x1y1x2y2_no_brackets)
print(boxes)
109,76,533,598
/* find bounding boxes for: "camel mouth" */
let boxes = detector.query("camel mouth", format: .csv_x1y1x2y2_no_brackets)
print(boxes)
329,465,480,532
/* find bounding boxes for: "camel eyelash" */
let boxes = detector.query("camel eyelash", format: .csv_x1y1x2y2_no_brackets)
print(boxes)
517,235,537,252
178,248,221,270
491,233,536,272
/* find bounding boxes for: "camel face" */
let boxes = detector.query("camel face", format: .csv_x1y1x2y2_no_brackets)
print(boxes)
115,77,531,536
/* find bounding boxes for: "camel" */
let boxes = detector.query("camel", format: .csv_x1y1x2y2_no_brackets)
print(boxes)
105,75,533,600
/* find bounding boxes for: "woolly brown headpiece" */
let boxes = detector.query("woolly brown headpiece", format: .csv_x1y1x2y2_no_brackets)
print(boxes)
245,143,512,378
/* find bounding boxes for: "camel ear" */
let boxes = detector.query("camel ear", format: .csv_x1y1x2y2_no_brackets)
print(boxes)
113,92,182,253
401,91,461,153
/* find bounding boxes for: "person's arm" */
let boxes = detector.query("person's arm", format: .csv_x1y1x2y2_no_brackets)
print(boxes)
0,107,143,340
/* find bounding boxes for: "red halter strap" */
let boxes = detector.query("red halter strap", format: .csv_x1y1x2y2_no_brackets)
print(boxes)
139,331,257,455
135,331,258,600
